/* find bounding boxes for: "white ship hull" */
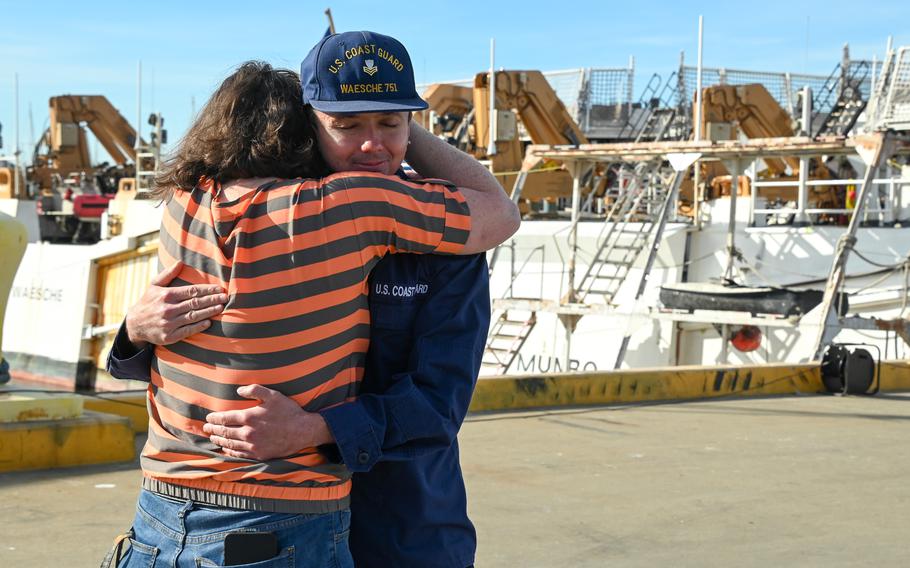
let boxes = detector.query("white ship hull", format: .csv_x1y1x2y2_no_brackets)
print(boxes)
485,194,910,374
3,193,910,387
1,198,162,387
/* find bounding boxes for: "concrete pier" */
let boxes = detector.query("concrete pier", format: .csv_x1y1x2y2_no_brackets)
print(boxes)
1,393,908,567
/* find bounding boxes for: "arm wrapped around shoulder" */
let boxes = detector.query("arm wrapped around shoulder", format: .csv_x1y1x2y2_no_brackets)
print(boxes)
324,172,478,256
405,121,520,253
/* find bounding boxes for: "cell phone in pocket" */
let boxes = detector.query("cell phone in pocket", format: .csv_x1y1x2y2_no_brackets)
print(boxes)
223,531,279,566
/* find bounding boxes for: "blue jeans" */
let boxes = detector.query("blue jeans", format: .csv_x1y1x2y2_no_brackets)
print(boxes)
114,489,353,568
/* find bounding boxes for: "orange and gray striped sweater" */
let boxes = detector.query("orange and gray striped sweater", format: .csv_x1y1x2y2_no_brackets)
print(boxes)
140,172,470,513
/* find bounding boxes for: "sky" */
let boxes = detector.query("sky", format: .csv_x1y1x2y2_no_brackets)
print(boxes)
2,0,908,164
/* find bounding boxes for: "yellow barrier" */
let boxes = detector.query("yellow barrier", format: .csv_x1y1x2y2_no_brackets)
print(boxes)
470,362,825,411
0,392,84,422
0,411,134,473
83,392,149,433
879,360,910,391
2,360,903,473
83,361,910,422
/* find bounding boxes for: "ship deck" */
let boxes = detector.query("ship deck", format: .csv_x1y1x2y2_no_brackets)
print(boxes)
2,392,908,567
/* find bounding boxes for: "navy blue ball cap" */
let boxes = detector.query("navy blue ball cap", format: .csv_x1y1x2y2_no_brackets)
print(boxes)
301,30,428,113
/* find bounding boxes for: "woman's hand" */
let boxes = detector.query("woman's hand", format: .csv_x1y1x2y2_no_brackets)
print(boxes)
125,262,228,348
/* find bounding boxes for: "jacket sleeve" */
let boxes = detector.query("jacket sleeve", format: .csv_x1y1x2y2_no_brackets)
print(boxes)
105,320,154,382
320,254,490,472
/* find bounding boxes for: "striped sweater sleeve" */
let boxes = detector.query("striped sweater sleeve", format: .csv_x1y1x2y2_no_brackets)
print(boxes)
321,172,471,256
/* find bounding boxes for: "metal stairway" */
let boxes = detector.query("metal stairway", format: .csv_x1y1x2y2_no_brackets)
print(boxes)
482,157,686,374
618,72,684,142
813,60,871,137
612,166,689,367
481,309,537,374
635,108,676,142
483,240,549,375
618,74,661,140
576,160,670,304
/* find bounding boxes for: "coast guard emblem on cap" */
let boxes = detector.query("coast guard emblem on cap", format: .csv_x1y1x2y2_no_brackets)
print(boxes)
301,30,430,112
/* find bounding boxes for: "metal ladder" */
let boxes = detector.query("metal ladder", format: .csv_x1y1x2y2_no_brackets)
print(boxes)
576,160,669,304
618,72,682,142
814,60,871,137
612,167,689,368
483,157,687,373
618,74,662,140
481,309,537,374
635,108,676,142
484,241,548,375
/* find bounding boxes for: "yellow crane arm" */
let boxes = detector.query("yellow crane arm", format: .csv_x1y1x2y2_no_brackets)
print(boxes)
699,84,799,174
49,95,144,165
472,70,588,150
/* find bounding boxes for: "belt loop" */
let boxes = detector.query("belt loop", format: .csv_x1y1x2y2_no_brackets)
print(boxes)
177,499,193,519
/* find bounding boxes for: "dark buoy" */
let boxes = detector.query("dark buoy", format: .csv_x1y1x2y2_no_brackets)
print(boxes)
820,344,878,395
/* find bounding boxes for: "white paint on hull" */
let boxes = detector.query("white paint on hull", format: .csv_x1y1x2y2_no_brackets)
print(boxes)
486,198,910,374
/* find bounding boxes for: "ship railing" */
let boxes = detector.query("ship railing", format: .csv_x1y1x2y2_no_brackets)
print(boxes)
877,47,910,131
750,177,906,226
864,46,910,132
490,227,580,308
416,67,636,139
678,65,834,117
491,242,548,302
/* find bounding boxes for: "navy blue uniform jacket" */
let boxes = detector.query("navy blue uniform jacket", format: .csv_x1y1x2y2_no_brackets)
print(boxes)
108,253,490,568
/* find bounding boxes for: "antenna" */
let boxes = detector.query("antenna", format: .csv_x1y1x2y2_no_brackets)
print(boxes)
487,38,496,157
28,102,35,160
694,16,704,142
325,8,336,34
136,60,142,152
14,72,20,198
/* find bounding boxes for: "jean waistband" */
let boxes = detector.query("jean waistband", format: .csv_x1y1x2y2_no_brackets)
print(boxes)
135,489,342,545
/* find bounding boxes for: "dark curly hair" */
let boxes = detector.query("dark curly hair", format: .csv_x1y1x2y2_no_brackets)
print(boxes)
152,61,328,199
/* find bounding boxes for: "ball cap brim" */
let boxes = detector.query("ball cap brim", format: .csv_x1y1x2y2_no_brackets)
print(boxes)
308,97,429,114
